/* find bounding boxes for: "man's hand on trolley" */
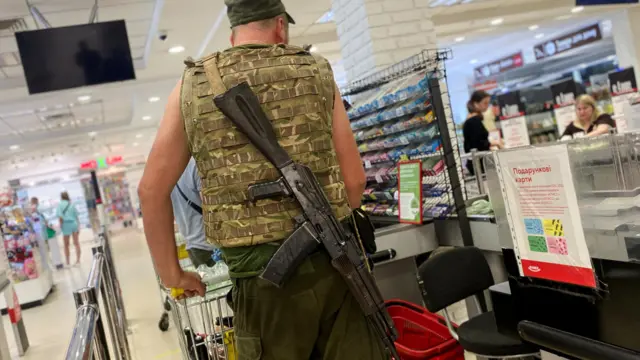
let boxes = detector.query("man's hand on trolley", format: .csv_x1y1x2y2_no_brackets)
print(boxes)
171,271,206,300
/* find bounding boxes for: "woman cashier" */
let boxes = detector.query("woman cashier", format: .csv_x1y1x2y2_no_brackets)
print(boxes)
560,94,616,140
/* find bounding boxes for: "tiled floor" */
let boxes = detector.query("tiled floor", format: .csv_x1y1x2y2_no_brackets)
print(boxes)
2,228,480,360
4,229,183,359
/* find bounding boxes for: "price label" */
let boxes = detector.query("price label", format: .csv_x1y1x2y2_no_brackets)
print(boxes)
375,175,384,183
364,160,372,169
399,154,409,161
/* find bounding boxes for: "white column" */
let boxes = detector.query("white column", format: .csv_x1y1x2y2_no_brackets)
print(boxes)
611,8,640,86
332,0,437,83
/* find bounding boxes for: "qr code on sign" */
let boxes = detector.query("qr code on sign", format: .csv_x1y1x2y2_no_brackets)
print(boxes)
524,218,543,235
547,237,568,255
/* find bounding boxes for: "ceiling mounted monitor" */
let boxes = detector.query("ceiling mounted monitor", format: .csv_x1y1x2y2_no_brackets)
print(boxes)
576,0,638,4
15,20,136,95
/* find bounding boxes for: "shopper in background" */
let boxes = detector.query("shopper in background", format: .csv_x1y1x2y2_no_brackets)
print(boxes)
560,94,616,140
57,192,81,266
170,158,216,267
30,197,64,270
138,0,383,358
463,90,503,175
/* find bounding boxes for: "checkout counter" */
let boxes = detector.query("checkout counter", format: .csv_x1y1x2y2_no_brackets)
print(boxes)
372,132,640,358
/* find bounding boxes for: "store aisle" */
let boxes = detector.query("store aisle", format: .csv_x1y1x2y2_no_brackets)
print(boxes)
2,229,183,359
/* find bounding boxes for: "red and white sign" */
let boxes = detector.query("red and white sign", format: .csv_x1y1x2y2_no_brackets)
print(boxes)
474,53,524,80
496,144,596,288
501,116,530,148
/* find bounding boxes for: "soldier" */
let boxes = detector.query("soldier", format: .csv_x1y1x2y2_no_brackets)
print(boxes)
138,0,385,358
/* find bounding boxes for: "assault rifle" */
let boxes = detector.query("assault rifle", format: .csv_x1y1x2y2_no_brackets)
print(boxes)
213,82,399,358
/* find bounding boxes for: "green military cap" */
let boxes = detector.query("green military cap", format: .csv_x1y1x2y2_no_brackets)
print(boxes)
225,0,296,28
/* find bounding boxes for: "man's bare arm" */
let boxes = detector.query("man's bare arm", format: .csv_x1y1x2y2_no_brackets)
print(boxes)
332,86,366,208
138,81,192,288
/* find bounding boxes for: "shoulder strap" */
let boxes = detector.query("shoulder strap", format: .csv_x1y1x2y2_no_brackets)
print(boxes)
63,203,71,215
203,54,227,95
176,184,203,215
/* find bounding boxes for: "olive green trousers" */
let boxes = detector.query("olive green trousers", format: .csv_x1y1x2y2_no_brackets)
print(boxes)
231,251,387,360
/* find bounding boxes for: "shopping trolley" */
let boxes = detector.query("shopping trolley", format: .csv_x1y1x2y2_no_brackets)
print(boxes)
154,232,237,360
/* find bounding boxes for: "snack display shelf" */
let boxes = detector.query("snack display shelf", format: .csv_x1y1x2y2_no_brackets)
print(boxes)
348,75,430,121
345,49,466,226
354,111,434,142
358,125,439,153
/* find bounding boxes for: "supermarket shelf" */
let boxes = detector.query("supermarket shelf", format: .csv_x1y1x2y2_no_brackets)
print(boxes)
342,49,452,96
351,101,432,131
355,113,435,142
358,132,439,154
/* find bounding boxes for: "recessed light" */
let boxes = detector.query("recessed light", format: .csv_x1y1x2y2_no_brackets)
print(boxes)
579,63,588,69
133,142,139,147
148,97,160,103
78,95,91,102
556,15,571,20
88,131,97,137
529,24,539,31
86,118,94,123
9,145,19,151
470,59,478,65
490,18,503,26
93,152,100,157
455,36,465,42
571,6,584,13
535,33,545,39
136,134,143,138
29,182,35,187
142,116,152,121
309,45,318,52
168,45,185,54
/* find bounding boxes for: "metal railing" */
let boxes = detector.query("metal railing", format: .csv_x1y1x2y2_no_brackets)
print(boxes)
65,230,132,360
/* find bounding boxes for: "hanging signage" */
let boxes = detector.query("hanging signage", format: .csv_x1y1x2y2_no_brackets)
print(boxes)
398,161,423,224
577,0,638,4
551,79,581,136
609,67,638,133
534,24,602,60
80,156,124,170
474,52,524,80
497,91,529,148
473,80,498,92
496,144,596,288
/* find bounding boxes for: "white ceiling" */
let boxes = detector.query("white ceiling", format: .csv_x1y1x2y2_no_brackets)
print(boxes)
0,0,637,183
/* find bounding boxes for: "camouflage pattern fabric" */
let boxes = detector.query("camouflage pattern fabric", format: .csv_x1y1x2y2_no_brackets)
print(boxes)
180,44,351,248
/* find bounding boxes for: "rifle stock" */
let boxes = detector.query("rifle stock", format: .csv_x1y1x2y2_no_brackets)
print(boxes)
213,82,292,169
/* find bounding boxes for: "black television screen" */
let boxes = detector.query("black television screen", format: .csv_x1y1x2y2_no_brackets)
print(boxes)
16,20,136,94
576,0,638,4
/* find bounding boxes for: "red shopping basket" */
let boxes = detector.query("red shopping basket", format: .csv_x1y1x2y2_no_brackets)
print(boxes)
386,300,464,360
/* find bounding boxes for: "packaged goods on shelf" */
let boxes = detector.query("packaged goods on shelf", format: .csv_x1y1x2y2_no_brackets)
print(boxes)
358,124,439,153
348,73,429,119
352,96,431,130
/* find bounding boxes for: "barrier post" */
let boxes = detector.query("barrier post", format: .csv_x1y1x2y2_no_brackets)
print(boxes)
67,287,109,360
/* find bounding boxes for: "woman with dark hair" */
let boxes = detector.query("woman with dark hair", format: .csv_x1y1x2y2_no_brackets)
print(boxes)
462,90,502,175
57,191,81,266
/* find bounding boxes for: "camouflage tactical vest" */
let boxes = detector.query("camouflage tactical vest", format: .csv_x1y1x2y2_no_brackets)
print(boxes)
180,44,351,248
